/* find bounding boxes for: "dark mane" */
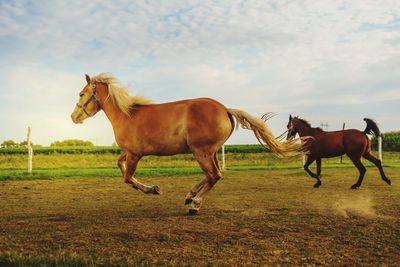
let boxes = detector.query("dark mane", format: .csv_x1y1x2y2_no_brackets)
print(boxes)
297,118,311,127
296,117,323,131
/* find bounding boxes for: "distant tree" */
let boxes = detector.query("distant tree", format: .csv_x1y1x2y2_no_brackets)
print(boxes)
371,131,400,151
50,139,94,147
19,140,33,147
1,140,18,148
19,141,41,148
19,141,27,147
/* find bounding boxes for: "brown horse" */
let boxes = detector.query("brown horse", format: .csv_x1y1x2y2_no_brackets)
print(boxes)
286,115,391,189
71,73,301,214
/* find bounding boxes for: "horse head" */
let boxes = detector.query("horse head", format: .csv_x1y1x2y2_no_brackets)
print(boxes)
71,74,101,124
286,115,298,140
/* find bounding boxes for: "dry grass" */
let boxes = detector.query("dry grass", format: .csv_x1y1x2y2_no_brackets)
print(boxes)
0,168,399,266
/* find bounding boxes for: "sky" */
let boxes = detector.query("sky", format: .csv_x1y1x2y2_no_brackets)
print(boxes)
0,0,399,146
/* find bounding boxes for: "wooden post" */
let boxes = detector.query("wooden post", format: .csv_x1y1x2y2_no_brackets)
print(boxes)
378,135,382,162
27,127,33,173
222,145,225,171
340,123,345,164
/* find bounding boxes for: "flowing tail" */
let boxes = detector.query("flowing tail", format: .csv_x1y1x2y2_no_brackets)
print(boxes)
363,118,381,137
227,108,304,157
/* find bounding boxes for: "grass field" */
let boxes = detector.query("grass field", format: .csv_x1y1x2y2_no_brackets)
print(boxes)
0,151,399,180
1,166,399,266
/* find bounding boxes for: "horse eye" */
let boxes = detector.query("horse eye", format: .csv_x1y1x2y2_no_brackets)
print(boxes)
79,92,84,97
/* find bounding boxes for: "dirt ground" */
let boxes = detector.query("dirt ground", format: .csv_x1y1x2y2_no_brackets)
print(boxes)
1,168,399,266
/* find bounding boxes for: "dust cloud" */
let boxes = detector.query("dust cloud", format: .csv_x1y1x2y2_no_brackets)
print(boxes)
333,195,377,218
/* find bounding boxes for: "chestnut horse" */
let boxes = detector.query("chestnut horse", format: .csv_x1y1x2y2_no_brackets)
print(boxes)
71,73,301,214
287,115,391,189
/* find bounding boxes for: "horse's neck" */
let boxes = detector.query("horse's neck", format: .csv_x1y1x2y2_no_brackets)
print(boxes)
298,126,323,137
296,125,316,137
97,86,128,127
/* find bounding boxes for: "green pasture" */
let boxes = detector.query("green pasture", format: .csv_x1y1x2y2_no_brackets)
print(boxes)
0,148,399,180
0,144,271,155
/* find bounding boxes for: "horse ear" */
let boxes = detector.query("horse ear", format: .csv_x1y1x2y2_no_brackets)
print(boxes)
85,74,91,84
289,115,292,121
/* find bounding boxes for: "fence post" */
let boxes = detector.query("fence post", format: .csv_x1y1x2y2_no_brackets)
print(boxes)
27,127,33,173
378,135,382,162
222,145,225,171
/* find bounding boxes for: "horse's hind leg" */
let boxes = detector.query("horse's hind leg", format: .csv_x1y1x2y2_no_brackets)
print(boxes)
184,153,221,204
303,156,321,188
363,152,391,185
184,152,218,205
184,179,207,205
117,151,127,176
123,152,161,195
315,158,322,188
186,150,222,215
347,154,366,189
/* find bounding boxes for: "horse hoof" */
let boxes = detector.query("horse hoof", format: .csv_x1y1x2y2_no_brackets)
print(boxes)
385,179,391,186
184,198,193,205
350,184,359,190
152,186,161,195
187,209,198,216
313,183,321,188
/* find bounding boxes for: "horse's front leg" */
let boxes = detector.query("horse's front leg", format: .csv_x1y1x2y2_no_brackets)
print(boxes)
303,156,321,188
123,152,161,195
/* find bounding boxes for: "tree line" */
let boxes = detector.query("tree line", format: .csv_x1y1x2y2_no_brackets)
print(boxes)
1,131,400,151
0,139,95,148
371,131,400,151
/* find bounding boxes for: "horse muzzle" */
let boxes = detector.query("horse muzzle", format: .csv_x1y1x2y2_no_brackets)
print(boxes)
71,111,84,124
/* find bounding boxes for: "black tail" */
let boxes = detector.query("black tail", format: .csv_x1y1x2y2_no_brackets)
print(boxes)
363,118,381,137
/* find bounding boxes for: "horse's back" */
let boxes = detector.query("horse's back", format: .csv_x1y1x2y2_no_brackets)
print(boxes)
309,129,368,158
126,98,233,155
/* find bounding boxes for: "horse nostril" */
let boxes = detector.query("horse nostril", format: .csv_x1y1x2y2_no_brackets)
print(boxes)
71,113,81,123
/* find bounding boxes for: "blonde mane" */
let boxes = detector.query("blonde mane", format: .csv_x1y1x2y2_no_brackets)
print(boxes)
91,73,152,115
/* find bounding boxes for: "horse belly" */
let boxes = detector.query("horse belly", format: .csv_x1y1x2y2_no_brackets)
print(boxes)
313,136,345,158
319,150,345,158
150,140,189,156
141,126,190,156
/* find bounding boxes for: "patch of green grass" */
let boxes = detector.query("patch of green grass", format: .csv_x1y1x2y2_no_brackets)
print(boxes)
0,151,398,181
228,162,400,171
0,166,203,181
0,251,163,267
1,161,399,181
